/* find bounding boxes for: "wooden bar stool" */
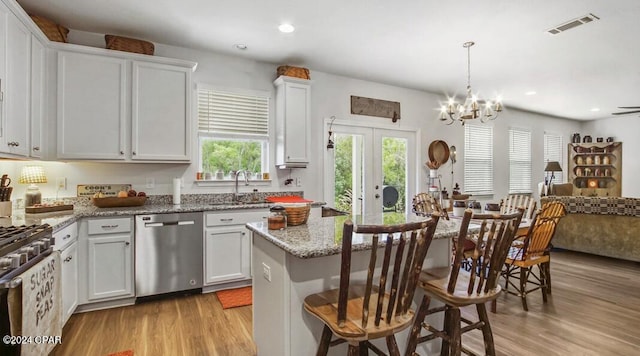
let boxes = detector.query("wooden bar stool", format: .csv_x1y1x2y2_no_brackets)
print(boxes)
412,193,449,220
500,201,566,311
303,215,441,356
405,209,523,356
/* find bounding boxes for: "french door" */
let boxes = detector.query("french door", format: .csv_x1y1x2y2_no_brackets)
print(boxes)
324,122,417,216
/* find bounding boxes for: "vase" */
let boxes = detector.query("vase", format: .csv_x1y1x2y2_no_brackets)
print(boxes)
572,133,581,143
583,135,592,143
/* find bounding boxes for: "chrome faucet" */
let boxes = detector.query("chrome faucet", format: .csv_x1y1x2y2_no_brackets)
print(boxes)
234,170,250,202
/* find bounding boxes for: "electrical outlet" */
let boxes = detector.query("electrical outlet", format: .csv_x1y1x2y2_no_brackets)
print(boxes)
57,177,67,190
295,177,302,187
146,177,155,189
262,262,271,282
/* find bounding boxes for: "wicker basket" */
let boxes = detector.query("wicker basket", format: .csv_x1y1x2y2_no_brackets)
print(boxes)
277,65,310,80
29,15,69,43
92,196,147,208
283,204,311,226
105,35,155,55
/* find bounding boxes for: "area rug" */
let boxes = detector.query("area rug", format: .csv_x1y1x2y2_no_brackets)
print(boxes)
216,286,253,309
107,350,133,356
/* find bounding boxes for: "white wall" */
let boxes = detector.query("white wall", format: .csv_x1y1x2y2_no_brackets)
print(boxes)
1,30,591,204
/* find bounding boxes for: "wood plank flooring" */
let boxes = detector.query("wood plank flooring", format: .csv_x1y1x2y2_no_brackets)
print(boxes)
51,250,640,356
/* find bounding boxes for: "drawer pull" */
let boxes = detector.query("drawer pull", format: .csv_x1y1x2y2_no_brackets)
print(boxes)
63,234,71,240
220,218,234,222
125,242,130,246
64,256,73,262
101,224,119,229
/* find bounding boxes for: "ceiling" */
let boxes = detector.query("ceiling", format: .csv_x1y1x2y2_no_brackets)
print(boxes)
17,0,640,121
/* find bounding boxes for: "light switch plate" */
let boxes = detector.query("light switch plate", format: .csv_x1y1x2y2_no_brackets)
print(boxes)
262,262,271,282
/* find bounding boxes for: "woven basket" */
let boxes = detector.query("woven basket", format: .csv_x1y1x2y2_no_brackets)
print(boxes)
283,204,311,226
277,65,310,80
105,35,154,55
29,15,69,43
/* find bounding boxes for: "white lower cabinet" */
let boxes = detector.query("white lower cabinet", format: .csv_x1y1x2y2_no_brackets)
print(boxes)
78,217,134,304
60,240,77,324
204,210,266,285
53,222,78,326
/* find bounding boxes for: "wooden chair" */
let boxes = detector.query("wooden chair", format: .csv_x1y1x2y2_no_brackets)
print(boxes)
412,193,449,220
500,201,566,311
303,215,441,356
405,209,524,356
500,194,536,220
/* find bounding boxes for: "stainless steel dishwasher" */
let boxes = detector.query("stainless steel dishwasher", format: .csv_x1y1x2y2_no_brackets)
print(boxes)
135,212,203,297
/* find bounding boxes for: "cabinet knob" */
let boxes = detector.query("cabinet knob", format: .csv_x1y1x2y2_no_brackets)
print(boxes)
120,151,124,155
63,234,71,240
64,256,72,262
14,142,19,147
32,146,40,151
125,242,131,246
132,151,136,155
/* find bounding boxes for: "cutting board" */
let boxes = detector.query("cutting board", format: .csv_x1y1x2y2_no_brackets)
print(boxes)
265,195,313,203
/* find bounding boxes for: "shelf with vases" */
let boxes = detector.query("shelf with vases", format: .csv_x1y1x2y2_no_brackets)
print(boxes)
569,142,622,196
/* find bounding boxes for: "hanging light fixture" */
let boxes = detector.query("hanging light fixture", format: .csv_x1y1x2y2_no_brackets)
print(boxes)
440,41,503,125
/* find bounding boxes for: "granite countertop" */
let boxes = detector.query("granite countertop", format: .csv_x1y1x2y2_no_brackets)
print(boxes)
247,215,464,259
0,201,325,232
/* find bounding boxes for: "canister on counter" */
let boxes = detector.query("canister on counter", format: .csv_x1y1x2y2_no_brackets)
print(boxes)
268,205,287,230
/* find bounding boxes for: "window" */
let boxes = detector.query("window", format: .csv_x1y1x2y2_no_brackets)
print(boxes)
509,128,532,193
197,86,269,178
464,124,493,196
544,133,564,183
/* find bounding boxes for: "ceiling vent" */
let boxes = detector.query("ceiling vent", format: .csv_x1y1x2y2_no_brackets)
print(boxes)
547,13,600,35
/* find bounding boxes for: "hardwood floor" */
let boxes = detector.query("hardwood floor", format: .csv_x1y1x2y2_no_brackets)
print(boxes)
51,250,640,356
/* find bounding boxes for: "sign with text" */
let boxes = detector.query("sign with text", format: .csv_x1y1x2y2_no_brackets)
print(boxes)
77,184,132,197
350,95,401,122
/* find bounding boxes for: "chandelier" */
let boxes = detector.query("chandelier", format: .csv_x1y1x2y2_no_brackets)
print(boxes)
440,41,503,125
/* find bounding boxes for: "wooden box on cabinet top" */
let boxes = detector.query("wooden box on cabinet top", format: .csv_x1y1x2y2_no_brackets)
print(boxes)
568,142,622,197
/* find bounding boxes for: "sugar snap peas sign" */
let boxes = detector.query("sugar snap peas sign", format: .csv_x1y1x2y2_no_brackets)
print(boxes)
350,95,401,122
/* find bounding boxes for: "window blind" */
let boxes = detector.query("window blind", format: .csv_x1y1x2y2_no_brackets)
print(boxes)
544,133,564,183
509,128,532,193
197,89,269,137
464,125,493,195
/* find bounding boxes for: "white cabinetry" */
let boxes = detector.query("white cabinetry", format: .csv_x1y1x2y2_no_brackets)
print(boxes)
274,76,311,168
204,210,266,286
1,5,30,156
57,51,126,159
53,222,79,326
131,61,191,160
29,35,45,158
56,47,195,162
78,217,134,304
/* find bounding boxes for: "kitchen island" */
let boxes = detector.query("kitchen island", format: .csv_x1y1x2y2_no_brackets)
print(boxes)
247,214,464,356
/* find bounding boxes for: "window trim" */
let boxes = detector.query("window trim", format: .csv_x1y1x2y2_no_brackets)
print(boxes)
196,84,271,182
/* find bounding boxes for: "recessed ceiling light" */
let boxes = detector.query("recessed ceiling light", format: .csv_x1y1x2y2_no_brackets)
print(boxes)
234,44,248,50
590,108,600,112
525,91,537,96
278,23,295,33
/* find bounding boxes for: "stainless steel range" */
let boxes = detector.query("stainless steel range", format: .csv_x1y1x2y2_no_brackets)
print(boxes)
0,224,54,356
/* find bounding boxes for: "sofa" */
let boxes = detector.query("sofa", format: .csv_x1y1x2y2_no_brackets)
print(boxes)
541,196,640,262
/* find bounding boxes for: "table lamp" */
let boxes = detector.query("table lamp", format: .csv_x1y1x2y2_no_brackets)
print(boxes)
19,165,47,207
544,161,562,195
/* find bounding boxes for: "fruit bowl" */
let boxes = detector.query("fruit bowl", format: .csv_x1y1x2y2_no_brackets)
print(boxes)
92,196,147,208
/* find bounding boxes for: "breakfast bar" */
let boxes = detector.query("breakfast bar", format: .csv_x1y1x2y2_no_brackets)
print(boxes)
247,215,464,356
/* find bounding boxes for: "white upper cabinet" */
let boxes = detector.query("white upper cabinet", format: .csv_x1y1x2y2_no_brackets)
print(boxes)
131,61,191,161
2,9,30,156
274,76,311,168
57,51,127,159
55,47,195,162
29,35,45,158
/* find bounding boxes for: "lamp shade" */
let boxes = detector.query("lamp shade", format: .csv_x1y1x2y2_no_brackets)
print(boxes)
18,166,47,184
544,161,562,172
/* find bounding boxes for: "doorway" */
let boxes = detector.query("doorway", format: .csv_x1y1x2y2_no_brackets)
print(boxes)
324,121,417,217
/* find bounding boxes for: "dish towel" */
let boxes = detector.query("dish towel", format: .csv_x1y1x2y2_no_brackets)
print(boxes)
8,251,62,356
